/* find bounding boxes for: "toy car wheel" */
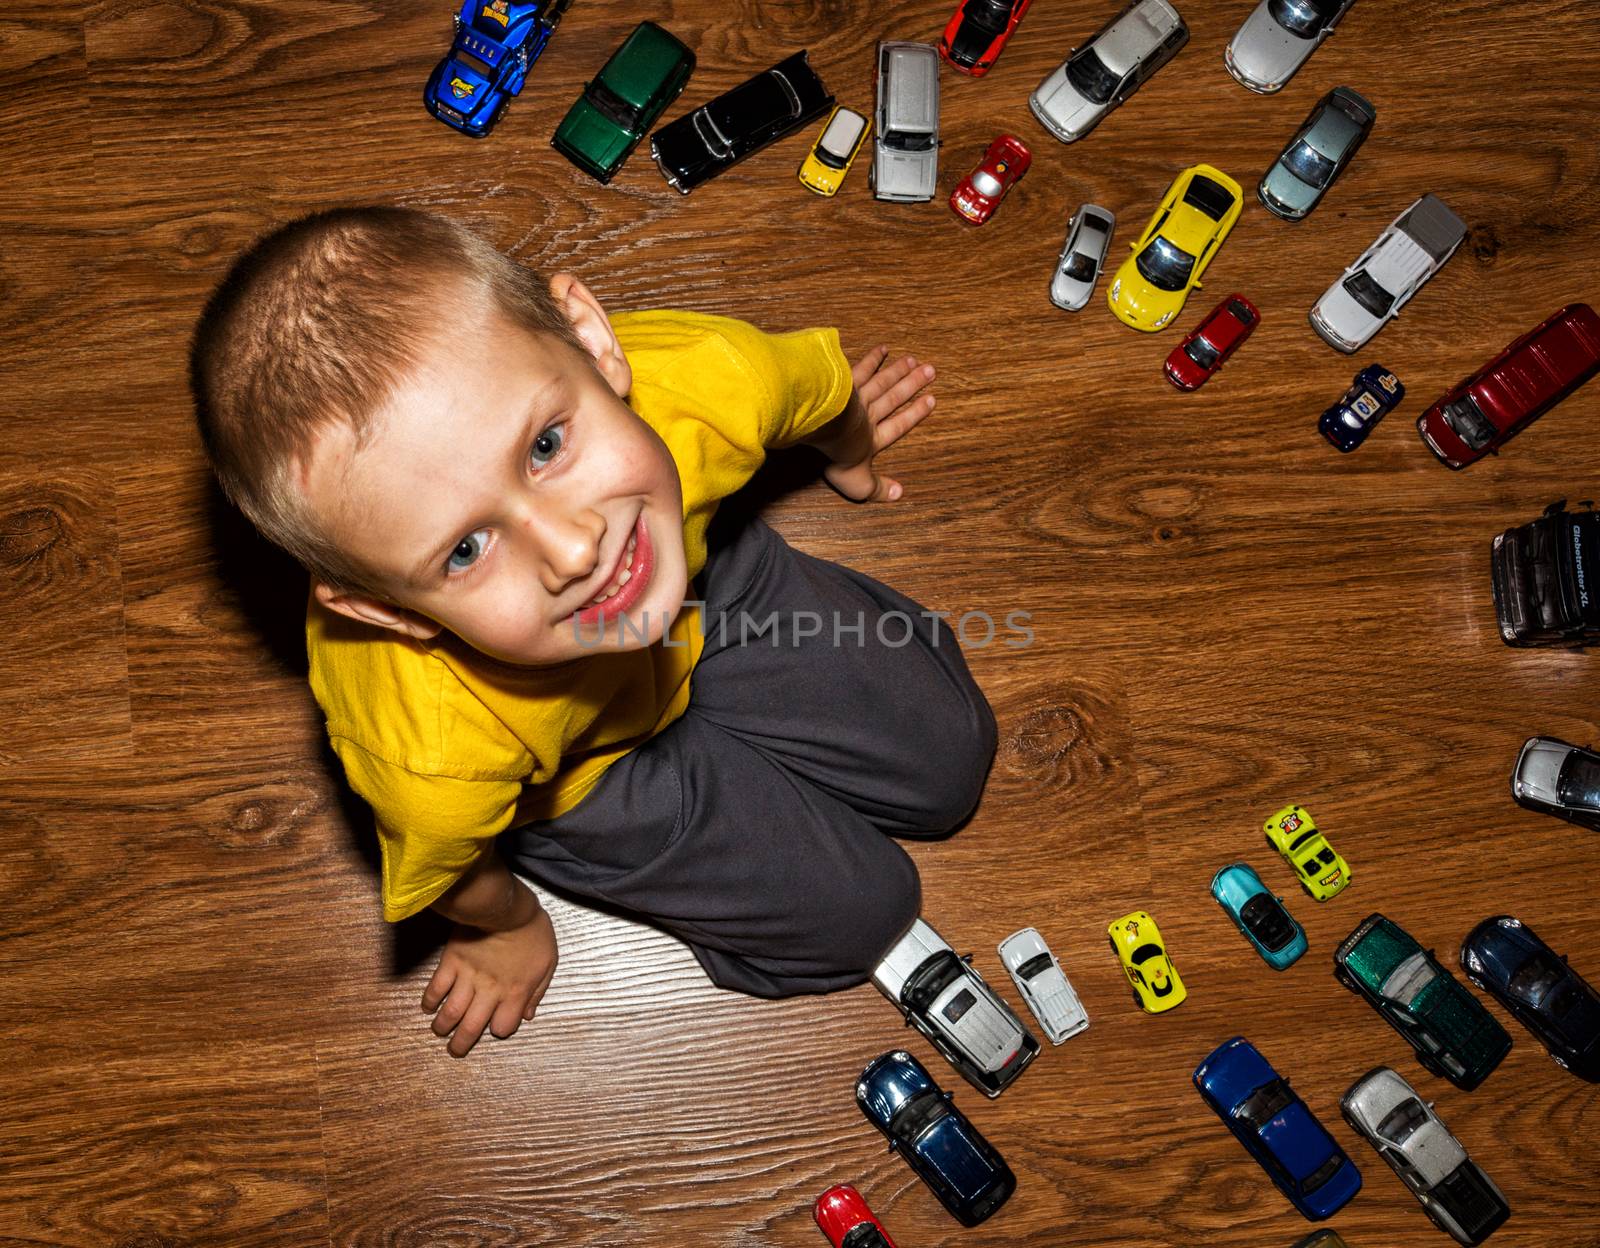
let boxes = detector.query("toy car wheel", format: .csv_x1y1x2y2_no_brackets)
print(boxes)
1333,964,1356,990
1553,1052,1570,1071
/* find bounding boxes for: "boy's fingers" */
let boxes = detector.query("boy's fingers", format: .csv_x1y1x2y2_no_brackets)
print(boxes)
421,962,457,1013
430,981,474,1037
447,996,497,1058
875,395,936,450
871,365,935,421
857,355,921,405
850,344,890,389
489,997,526,1040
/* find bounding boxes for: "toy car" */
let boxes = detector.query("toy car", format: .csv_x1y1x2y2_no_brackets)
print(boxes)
651,51,833,194
1108,163,1242,332
1511,736,1600,832
998,927,1090,1043
940,0,1034,76
855,1050,1015,1227
871,42,940,202
1226,0,1358,94
1341,1067,1511,1244
1416,302,1600,468
1319,364,1404,452
1492,500,1600,646
1164,294,1259,390
1030,0,1188,143
1334,914,1512,1091
1107,910,1186,1012
1462,916,1600,1081
1210,863,1307,970
1263,805,1351,901
1259,87,1375,221
550,21,695,183
1193,1037,1363,1220
798,106,870,197
814,1184,900,1248
1050,204,1116,310
950,134,1031,225
871,918,1039,1097
423,0,572,138
1309,193,1468,353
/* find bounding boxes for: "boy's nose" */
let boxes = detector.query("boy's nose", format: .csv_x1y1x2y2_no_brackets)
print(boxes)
529,507,606,592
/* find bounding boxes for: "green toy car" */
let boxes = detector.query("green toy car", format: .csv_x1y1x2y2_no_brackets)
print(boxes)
1334,914,1512,1091
551,21,695,183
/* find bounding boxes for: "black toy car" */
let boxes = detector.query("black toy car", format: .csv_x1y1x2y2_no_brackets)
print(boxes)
650,50,833,193
1491,498,1600,646
1461,916,1600,1081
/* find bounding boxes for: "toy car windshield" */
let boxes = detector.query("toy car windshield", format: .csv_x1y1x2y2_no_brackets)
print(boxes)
1375,1097,1429,1144
1558,751,1600,809
1507,953,1566,1004
889,1088,948,1140
1270,0,1339,37
1443,395,1497,449
1283,141,1336,188
1301,1154,1347,1194
1382,952,1437,1005
1137,239,1196,291
1132,942,1164,964
842,1228,892,1248
1016,952,1054,980
1235,1078,1293,1126
882,128,934,152
1066,49,1119,104
1344,270,1396,318
1185,337,1222,368
1064,252,1097,280
585,80,644,130
1241,895,1296,950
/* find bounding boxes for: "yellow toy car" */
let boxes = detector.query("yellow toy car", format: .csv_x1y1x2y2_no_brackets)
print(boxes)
798,106,869,197
1107,910,1187,1013
1264,804,1352,901
1107,163,1243,332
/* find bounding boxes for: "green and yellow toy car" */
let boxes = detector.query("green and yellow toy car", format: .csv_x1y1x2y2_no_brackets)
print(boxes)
1264,804,1351,901
1107,910,1186,1013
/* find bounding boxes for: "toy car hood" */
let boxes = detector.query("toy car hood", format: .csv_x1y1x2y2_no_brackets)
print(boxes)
1513,736,1568,807
856,1050,934,1123
871,918,948,1003
1227,0,1315,90
1260,160,1321,218
1030,68,1103,140
1211,863,1267,911
1345,1069,1466,1186
435,56,497,117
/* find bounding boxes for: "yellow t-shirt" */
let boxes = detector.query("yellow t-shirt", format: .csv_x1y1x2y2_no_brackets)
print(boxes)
306,310,854,921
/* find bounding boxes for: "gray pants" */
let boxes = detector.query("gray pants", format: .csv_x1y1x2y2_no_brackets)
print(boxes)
499,506,998,997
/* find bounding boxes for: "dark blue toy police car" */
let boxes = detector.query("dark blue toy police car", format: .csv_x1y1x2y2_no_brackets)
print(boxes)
1193,1037,1362,1221
1461,916,1600,1082
1319,364,1404,452
423,0,572,138
855,1050,1014,1226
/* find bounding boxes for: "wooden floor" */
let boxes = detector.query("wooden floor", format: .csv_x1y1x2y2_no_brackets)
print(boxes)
4,1,1599,1244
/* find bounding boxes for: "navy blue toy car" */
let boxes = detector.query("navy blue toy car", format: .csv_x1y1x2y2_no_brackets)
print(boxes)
1319,364,1404,451
1193,1037,1362,1221
855,1050,1015,1226
423,0,572,137
1461,916,1600,1082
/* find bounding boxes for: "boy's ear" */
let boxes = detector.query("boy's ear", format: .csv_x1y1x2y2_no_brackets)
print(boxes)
312,581,444,642
548,272,632,399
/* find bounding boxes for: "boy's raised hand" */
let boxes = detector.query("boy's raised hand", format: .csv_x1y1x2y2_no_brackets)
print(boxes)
421,906,558,1058
810,346,937,503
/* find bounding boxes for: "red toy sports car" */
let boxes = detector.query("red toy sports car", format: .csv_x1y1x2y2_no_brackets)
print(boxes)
814,1184,898,1248
1164,294,1260,391
940,0,1034,76
950,134,1031,225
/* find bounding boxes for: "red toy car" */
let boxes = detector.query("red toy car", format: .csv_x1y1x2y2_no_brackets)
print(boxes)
1416,302,1600,468
1164,294,1260,390
950,134,1031,225
939,0,1034,76
814,1185,898,1248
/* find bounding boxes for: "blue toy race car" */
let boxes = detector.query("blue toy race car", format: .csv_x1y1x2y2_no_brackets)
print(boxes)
423,0,572,138
855,1050,1015,1227
1193,1037,1362,1221
1211,862,1308,970
1319,364,1404,452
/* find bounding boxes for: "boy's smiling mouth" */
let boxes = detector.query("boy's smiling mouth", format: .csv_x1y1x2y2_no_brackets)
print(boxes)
572,514,653,628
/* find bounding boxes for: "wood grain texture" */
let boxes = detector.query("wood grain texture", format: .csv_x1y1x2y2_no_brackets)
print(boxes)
3,0,1599,1244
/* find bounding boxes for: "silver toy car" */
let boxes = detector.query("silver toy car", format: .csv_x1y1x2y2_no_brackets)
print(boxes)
1341,1067,1511,1245
1258,86,1375,221
871,41,940,202
1029,0,1188,144
1512,735,1600,831
1226,0,1357,94
1050,204,1117,310
998,927,1090,1044
1309,193,1467,353
872,918,1039,1097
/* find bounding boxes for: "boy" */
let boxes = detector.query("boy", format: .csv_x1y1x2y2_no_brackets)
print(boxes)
191,206,997,1058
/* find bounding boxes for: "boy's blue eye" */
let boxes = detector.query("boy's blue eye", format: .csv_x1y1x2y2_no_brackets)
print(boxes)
531,423,565,467
447,530,489,572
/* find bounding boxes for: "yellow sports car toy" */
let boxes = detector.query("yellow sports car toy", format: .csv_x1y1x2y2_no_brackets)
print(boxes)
1107,162,1242,331
1107,910,1187,1014
1264,804,1352,901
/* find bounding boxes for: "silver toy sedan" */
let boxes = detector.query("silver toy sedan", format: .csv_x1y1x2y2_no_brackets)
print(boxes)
1513,735,1600,831
1050,203,1117,310
998,927,1090,1044
1030,0,1187,143
1341,1067,1511,1245
1226,0,1357,94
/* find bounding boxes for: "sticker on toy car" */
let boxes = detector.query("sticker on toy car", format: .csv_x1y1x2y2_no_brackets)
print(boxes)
1280,812,1302,833
481,1,510,27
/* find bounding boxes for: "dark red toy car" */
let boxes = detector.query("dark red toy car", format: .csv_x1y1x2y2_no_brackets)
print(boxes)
1164,294,1260,390
1417,302,1600,468
814,1185,898,1248
939,0,1034,76
950,134,1031,225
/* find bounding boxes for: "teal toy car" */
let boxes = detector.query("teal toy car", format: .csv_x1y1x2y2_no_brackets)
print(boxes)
1211,862,1307,970
550,21,695,183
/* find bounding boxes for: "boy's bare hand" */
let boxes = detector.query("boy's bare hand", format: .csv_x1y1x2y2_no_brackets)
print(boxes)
420,906,558,1058
810,346,937,503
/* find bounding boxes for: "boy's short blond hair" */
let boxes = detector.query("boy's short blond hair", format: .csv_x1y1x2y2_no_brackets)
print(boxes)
190,205,581,593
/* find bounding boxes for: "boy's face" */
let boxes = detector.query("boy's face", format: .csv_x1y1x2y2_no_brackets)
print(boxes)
299,275,689,667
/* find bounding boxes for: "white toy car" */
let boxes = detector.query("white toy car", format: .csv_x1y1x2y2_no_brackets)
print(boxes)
998,927,1090,1044
1225,0,1357,95
1029,0,1188,144
1050,204,1117,311
872,918,1039,1097
1309,193,1467,353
